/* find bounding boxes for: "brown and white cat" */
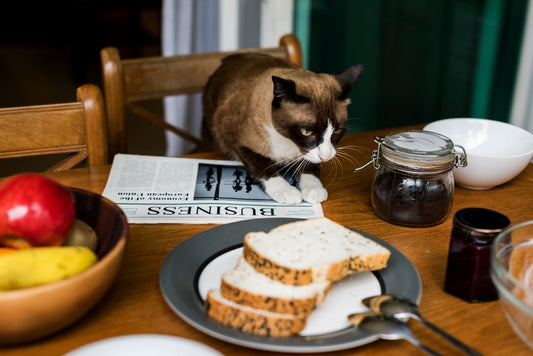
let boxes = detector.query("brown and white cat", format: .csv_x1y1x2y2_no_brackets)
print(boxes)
202,53,363,204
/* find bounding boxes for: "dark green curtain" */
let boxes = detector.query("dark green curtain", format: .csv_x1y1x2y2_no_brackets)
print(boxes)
301,0,527,133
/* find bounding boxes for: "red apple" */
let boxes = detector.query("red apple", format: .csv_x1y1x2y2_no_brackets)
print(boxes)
0,173,75,248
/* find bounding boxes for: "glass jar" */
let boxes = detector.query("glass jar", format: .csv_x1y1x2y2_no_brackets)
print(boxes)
444,207,510,302
367,130,467,227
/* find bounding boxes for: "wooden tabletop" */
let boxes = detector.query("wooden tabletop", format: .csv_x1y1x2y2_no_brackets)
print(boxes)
2,125,532,355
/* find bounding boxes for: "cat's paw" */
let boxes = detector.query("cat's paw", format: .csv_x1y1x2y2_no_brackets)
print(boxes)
301,187,328,203
299,173,328,203
263,176,303,204
270,187,303,204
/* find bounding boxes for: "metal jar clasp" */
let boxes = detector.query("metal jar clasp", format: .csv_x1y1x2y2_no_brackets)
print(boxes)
353,136,383,173
453,145,468,168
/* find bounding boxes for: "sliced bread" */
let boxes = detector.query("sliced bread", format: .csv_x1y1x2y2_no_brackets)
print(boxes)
243,217,391,285
205,289,307,337
221,257,331,316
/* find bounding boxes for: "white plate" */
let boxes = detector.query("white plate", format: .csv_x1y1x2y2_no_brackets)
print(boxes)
160,218,421,353
64,334,222,356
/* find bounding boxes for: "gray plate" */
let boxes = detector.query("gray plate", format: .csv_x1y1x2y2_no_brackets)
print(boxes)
159,218,421,353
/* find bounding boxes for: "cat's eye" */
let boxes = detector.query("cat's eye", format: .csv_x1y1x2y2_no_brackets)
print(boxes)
333,128,344,135
300,128,313,136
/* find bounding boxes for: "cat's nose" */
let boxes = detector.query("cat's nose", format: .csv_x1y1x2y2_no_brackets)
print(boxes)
319,150,334,162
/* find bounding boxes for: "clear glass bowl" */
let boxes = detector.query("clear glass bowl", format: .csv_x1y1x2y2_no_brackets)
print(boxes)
491,220,533,349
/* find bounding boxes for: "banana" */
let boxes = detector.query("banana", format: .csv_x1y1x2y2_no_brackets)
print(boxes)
63,219,98,252
0,246,97,291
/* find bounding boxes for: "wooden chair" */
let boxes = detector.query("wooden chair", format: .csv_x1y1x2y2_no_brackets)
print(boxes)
0,84,109,173
100,33,303,158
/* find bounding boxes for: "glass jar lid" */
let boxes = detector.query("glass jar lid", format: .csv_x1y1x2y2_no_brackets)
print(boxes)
379,130,464,171
453,207,510,244
382,130,454,157
352,130,467,173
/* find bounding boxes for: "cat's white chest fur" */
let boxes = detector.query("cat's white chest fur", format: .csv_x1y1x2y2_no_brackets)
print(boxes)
264,124,301,160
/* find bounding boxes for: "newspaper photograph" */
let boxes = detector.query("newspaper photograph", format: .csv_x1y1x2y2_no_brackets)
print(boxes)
102,154,324,224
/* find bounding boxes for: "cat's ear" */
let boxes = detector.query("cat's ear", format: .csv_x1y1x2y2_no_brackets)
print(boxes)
333,64,363,100
272,76,296,107
272,76,308,107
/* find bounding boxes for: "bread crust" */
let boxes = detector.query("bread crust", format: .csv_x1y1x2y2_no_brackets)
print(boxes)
205,290,307,337
242,218,391,286
220,276,326,316
243,245,390,285
348,253,391,272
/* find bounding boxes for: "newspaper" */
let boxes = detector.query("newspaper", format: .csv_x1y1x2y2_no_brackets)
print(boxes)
102,154,324,224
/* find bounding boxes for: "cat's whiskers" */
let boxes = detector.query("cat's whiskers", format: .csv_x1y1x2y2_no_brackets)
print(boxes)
336,145,370,167
322,154,343,183
262,152,306,180
320,145,368,182
292,159,310,181
334,150,357,167
262,152,297,170
274,153,303,170
337,144,371,156
284,158,309,182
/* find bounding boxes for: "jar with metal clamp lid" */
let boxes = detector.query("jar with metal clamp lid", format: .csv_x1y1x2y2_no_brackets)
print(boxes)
356,130,467,227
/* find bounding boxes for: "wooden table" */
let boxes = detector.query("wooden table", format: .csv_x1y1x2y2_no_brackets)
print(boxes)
2,126,532,355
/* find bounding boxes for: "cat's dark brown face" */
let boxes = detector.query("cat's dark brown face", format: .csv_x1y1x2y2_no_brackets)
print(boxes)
266,66,362,164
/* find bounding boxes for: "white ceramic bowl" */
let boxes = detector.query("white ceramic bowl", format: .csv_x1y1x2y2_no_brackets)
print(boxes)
424,118,533,189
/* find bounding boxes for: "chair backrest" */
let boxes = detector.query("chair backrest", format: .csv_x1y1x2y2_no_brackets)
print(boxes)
0,84,109,173
100,33,303,158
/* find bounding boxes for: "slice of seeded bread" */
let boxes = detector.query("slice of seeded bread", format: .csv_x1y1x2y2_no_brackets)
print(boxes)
243,217,391,285
205,289,308,337
221,257,332,316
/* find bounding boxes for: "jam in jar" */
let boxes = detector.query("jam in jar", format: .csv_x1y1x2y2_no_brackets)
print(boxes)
444,207,510,302
369,130,466,227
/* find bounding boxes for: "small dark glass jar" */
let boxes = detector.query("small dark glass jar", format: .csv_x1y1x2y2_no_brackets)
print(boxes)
369,131,467,227
444,207,510,302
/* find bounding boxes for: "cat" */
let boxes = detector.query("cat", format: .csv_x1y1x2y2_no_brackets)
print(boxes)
202,53,363,204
